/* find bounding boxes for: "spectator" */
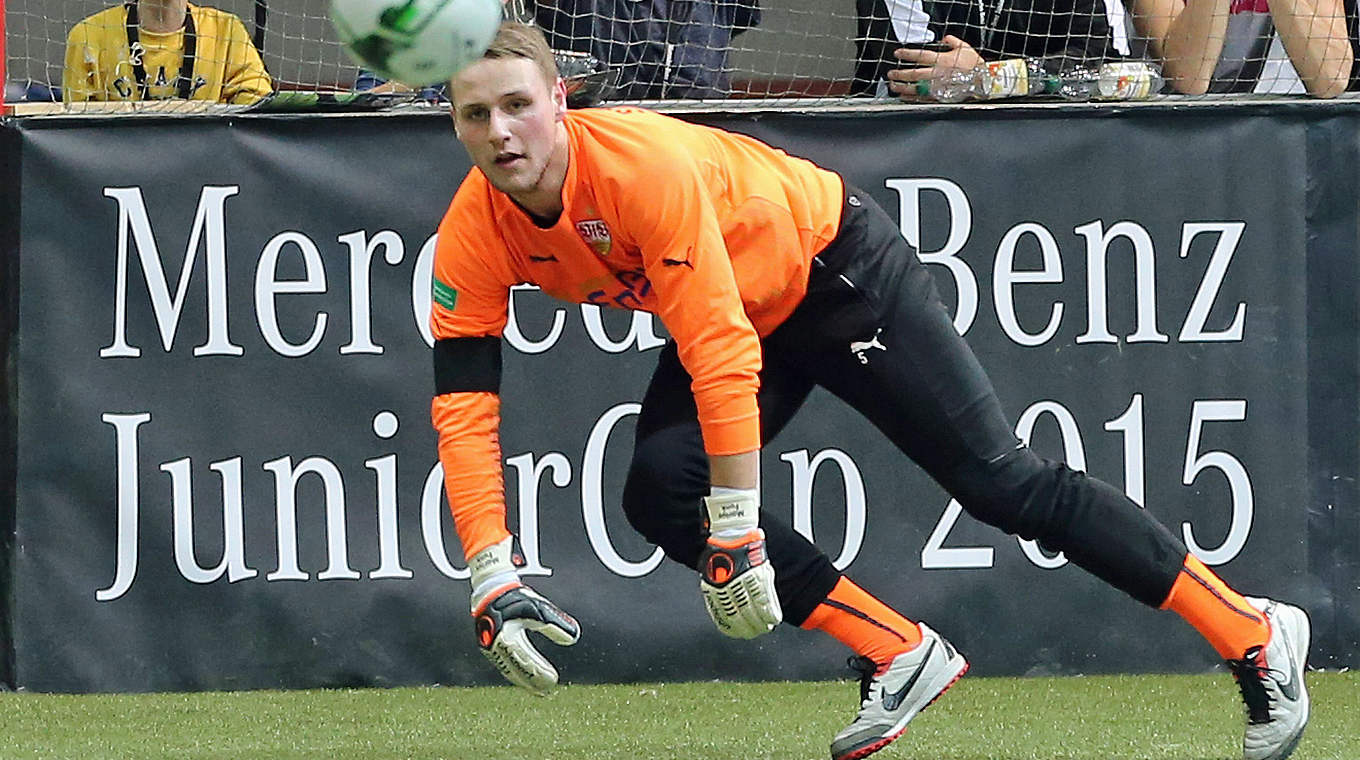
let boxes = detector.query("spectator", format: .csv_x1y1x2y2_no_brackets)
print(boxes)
526,0,761,99
63,0,272,104
853,0,1121,97
1127,0,1353,96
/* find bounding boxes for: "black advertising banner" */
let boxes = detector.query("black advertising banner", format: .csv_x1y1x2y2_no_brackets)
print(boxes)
1,119,21,689
2,105,1357,693
1302,115,1360,680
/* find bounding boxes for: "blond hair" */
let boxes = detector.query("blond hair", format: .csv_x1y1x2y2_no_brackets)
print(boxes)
479,21,558,87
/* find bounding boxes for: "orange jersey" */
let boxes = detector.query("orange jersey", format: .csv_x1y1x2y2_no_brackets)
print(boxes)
432,106,843,557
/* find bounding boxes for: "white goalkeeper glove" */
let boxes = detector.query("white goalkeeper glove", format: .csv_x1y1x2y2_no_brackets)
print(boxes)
469,536,580,694
697,488,783,639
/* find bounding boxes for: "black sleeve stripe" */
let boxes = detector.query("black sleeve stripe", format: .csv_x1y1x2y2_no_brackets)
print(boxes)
433,337,502,395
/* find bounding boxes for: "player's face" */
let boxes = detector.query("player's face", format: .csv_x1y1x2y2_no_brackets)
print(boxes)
450,57,567,207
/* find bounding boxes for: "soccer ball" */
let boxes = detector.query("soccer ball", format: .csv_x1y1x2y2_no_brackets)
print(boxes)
330,0,503,87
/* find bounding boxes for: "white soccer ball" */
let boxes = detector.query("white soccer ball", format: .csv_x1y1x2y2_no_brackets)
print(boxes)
330,0,503,87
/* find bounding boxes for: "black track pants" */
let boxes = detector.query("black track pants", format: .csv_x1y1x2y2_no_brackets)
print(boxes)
620,187,1189,626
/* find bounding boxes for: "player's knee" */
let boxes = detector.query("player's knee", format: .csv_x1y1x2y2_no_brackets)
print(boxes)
621,428,706,548
951,446,1072,541
621,462,664,542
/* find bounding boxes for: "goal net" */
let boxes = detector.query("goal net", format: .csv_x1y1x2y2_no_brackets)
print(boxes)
3,0,1358,113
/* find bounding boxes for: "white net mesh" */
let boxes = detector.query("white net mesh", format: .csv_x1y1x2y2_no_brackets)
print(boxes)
3,0,1358,112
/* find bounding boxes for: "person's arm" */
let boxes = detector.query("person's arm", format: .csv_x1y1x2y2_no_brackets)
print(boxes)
431,196,579,691
62,21,100,103
619,147,781,638
631,182,762,481
886,35,986,97
1270,0,1353,97
219,15,273,104
710,450,758,489
1128,0,1230,94
429,208,517,561
866,0,982,98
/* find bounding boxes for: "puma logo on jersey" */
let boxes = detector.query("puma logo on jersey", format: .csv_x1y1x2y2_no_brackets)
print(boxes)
850,329,886,364
662,251,694,269
661,245,695,269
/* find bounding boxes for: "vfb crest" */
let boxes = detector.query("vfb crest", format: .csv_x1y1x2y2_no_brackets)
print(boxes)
575,219,612,258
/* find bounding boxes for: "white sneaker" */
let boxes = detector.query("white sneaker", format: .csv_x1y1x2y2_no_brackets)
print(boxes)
830,623,968,760
1232,597,1311,760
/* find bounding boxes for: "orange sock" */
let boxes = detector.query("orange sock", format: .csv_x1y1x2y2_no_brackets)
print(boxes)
1161,553,1269,660
801,577,922,667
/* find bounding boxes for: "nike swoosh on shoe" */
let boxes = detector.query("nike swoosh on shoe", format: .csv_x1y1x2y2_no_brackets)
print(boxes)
881,640,935,712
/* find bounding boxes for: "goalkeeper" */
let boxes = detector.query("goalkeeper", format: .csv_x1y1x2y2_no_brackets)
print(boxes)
432,22,1312,760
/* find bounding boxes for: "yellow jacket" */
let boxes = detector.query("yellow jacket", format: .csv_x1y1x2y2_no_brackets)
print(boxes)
63,3,272,104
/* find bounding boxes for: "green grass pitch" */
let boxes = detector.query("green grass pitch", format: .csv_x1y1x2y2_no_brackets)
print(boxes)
1,672,1356,759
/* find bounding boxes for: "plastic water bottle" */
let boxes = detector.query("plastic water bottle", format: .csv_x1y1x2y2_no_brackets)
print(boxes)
978,58,1062,98
1054,66,1099,101
915,68,983,103
916,59,1062,102
1055,61,1165,101
1095,61,1165,100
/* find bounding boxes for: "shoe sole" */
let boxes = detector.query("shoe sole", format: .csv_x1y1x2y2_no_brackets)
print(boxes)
832,660,970,760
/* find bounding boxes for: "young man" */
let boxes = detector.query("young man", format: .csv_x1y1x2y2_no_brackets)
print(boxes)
432,22,1311,760
63,0,272,104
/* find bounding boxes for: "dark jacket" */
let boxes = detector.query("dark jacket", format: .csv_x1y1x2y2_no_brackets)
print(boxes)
534,0,761,99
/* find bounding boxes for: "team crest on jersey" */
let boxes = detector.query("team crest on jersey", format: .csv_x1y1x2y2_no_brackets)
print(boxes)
575,219,612,258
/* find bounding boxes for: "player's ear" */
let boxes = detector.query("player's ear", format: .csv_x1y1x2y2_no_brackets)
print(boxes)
552,77,568,120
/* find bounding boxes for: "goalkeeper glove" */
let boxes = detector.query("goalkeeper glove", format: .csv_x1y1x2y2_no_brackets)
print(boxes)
697,489,783,639
469,536,580,694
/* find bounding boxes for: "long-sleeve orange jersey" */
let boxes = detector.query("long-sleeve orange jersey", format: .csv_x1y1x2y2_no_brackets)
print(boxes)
431,106,844,557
